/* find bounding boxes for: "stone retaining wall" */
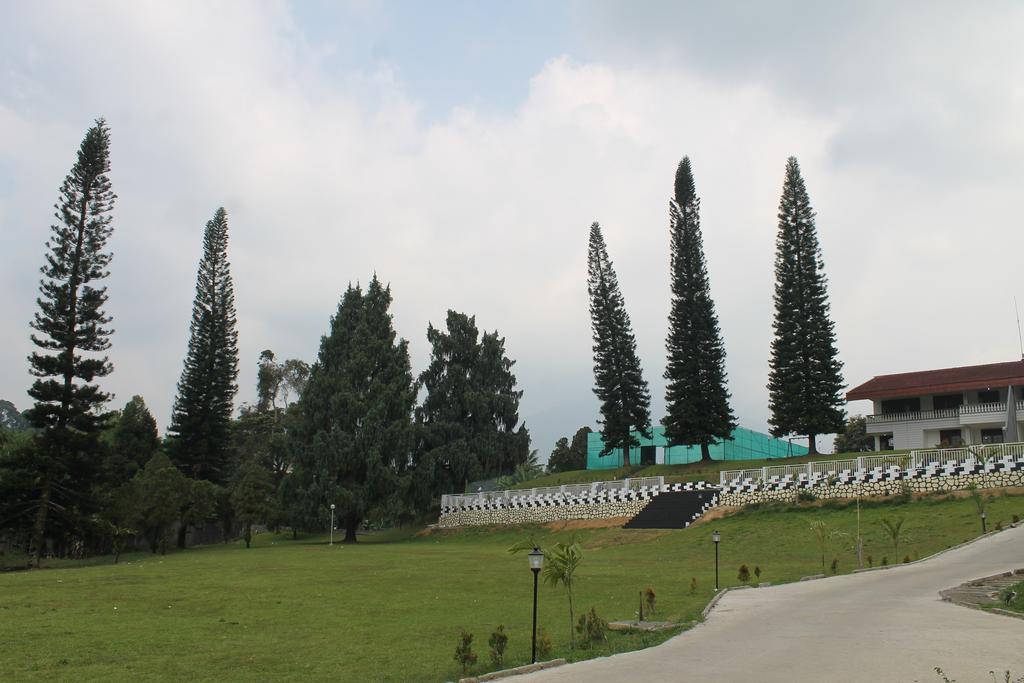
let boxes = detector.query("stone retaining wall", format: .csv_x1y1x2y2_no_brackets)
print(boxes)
436,499,649,528
719,469,1024,507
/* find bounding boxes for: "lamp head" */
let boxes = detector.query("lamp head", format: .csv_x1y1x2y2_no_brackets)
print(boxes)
330,504,336,510
528,546,544,572
712,530,721,544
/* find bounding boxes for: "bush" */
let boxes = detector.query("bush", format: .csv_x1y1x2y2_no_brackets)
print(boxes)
754,566,762,581
488,625,508,667
575,607,608,648
996,520,1003,531
454,631,477,674
737,564,750,582
689,577,697,595
881,556,888,566
1013,514,1020,525
830,558,838,574
866,554,873,568
797,489,817,503
536,627,552,660
903,555,911,564
643,586,656,615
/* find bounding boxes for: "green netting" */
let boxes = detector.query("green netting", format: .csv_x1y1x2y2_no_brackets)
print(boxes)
586,426,808,469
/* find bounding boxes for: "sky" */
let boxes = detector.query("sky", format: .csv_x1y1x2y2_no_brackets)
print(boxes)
2,1,1023,462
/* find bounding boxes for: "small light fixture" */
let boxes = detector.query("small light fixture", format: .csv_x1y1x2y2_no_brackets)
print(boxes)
528,546,544,572
712,530,721,544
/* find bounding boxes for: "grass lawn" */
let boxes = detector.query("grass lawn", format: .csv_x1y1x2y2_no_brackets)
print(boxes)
1,490,1021,682
510,450,910,490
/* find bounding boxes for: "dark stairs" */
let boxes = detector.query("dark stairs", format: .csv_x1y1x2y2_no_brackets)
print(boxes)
623,490,718,529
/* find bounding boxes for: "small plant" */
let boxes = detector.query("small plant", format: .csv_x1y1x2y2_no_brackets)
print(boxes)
1013,514,1020,524
866,554,873,568
454,631,477,674
689,577,698,595
738,564,750,583
830,558,838,574
797,489,817,503
903,555,911,564
881,556,888,566
488,625,508,667
934,667,956,682
809,520,847,574
643,586,656,615
754,566,762,581
995,520,1003,531
575,607,608,648
879,515,911,559
536,627,552,660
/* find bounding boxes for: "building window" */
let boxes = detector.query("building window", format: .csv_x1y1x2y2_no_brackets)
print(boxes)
933,394,964,411
939,429,963,447
881,397,920,414
977,390,999,404
981,429,1004,444
879,434,894,451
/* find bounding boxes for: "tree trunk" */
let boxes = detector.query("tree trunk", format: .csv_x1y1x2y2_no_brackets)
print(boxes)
567,588,576,649
243,523,252,548
700,442,712,462
807,433,818,455
622,441,630,468
176,523,188,549
343,518,358,544
28,479,52,568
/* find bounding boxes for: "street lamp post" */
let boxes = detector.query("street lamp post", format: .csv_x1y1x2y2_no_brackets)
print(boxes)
330,504,336,546
712,530,721,591
528,547,545,664
981,511,987,535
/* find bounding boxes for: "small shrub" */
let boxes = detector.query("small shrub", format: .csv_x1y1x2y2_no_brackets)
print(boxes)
536,627,552,660
754,565,762,581
488,625,508,667
575,607,608,648
881,556,888,566
797,489,817,503
995,520,1003,531
867,554,874,568
738,564,751,583
1013,514,1020,525
454,631,477,674
903,555,911,564
643,586,656,615
689,577,698,595
830,558,838,575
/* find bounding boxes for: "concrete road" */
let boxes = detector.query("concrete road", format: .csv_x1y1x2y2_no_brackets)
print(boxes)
523,525,1024,682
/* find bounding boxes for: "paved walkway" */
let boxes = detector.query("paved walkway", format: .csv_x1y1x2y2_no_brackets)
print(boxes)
523,525,1024,682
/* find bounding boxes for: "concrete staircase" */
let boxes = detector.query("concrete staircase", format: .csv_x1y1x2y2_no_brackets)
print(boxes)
623,490,718,529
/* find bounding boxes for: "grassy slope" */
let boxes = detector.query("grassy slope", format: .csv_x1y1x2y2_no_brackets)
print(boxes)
1,491,1021,682
513,450,909,490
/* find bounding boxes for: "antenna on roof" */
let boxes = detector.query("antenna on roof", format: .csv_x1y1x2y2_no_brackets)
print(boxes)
1016,296,1024,360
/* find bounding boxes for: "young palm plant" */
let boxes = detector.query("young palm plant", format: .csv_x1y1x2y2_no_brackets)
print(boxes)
809,521,846,574
508,536,585,649
879,515,910,560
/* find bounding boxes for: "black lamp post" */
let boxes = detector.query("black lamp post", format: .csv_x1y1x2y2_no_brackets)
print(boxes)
712,530,721,591
529,547,544,663
981,511,988,534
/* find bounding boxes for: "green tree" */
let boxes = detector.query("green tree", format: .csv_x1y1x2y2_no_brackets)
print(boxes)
20,119,116,567
586,222,651,466
663,158,736,462
230,461,276,548
103,395,160,486
0,400,29,431
168,207,239,485
129,453,188,554
256,350,284,412
833,415,873,453
543,540,584,649
767,158,846,455
547,426,592,473
414,311,530,502
290,276,416,543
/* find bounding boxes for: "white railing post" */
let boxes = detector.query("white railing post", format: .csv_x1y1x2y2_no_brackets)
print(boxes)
807,463,813,478
856,456,864,472
761,466,768,483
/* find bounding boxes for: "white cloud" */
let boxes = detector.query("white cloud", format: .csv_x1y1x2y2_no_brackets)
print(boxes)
2,2,1023,460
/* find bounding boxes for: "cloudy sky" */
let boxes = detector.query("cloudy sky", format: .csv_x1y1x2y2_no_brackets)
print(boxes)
2,1,1023,459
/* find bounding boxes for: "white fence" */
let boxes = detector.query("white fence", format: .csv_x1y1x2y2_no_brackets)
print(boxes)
441,476,665,511
719,441,1024,486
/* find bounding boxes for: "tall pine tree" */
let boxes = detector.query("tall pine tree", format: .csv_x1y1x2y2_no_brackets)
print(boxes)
413,310,529,502
169,208,239,484
663,157,735,462
767,158,845,454
290,276,416,543
22,119,116,567
587,222,651,466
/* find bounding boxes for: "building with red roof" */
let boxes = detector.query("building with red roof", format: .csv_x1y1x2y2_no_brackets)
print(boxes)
846,359,1024,450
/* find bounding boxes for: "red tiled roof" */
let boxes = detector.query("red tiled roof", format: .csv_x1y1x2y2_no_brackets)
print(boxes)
847,359,1024,401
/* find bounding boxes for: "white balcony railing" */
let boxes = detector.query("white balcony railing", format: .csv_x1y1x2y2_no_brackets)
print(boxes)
867,400,1024,425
